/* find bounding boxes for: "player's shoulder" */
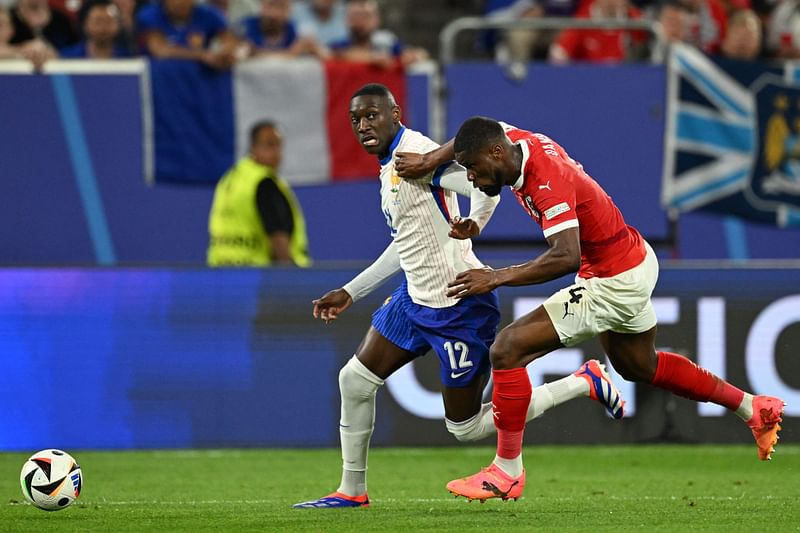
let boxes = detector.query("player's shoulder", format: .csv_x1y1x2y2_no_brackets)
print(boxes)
397,127,439,153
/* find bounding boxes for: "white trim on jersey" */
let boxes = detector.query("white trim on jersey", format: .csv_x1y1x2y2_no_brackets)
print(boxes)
511,140,530,190
542,219,579,238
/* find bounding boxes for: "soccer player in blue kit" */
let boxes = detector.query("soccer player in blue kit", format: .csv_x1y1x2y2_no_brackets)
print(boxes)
293,84,625,508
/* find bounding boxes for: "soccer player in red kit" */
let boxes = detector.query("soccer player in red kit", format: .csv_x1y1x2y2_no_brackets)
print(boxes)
394,116,785,502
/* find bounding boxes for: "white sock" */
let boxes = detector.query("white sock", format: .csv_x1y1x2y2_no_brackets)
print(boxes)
735,393,755,421
336,356,384,496
529,374,590,421
468,374,591,441
493,454,524,478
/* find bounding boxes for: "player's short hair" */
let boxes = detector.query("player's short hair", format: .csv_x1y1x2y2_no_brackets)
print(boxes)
454,116,506,155
351,83,396,106
249,120,279,146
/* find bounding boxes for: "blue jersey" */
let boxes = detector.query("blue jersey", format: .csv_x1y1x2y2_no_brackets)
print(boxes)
136,3,227,53
59,41,131,58
372,281,499,387
239,17,298,50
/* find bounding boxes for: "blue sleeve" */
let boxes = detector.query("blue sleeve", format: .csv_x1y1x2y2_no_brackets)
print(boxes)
203,5,228,37
391,40,404,57
239,16,261,45
136,5,161,33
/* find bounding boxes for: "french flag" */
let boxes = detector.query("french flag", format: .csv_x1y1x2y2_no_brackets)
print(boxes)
151,58,407,185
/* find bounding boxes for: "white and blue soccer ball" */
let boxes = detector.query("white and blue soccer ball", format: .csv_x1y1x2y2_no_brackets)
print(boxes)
20,449,83,511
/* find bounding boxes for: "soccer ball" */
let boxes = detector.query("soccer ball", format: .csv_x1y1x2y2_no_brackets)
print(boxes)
20,449,83,511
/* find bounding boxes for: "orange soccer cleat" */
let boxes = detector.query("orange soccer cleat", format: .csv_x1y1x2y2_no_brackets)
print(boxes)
747,395,786,461
446,464,525,502
574,359,625,419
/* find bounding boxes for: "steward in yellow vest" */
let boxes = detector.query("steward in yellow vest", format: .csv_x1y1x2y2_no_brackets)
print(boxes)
208,122,310,267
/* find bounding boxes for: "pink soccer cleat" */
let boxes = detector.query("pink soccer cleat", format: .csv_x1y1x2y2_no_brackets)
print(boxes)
747,396,786,461
446,464,525,502
574,359,625,419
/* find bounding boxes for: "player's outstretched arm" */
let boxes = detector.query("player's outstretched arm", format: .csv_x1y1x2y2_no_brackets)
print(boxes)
312,288,353,324
395,139,455,179
447,228,581,298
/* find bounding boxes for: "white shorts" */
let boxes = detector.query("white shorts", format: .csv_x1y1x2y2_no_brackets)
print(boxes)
542,242,659,347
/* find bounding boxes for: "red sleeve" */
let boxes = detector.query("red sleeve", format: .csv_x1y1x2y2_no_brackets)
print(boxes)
556,29,582,59
527,152,579,238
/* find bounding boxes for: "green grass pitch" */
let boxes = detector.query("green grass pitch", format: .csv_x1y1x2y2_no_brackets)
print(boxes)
2,445,798,532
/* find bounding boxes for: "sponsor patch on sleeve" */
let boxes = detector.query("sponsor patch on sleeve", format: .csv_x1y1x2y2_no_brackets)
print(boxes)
544,202,571,220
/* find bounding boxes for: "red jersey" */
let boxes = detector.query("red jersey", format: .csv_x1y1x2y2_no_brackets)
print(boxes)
555,2,648,63
502,123,646,279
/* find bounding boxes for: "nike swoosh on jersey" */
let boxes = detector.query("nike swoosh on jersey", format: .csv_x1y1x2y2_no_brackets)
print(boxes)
450,370,471,379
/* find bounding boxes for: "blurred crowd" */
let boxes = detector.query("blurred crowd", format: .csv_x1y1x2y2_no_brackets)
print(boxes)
486,0,792,65
0,0,427,69
0,0,795,71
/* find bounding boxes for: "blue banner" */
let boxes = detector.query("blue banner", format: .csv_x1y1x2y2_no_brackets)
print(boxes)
663,44,800,226
1,267,798,450
149,60,235,184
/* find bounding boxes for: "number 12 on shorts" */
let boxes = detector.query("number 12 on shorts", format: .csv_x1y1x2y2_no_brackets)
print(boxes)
444,341,472,377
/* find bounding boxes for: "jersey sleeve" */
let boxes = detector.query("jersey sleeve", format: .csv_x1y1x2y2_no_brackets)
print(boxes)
529,155,579,238
342,241,402,302
435,162,499,230
135,5,160,33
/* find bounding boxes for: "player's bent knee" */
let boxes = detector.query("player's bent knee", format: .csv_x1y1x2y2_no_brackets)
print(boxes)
339,356,385,400
609,358,651,383
489,329,522,369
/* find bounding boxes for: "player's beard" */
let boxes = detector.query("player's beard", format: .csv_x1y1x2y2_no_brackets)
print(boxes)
482,170,504,197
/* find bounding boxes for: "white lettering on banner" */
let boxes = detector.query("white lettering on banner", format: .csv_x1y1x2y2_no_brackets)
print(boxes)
385,364,445,419
698,298,726,416
745,295,800,415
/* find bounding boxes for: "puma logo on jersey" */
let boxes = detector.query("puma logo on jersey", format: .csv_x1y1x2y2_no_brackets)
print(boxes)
539,180,551,191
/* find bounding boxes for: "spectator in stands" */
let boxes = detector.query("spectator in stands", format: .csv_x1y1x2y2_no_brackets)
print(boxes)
767,0,800,58
0,6,28,58
487,0,581,63
239,0,326,57
10,0,78,51
208,121,311,267
677,0,727,53
549,0,648,63
136,0,239,69
292,0,347,46
110,0,142,54
329,0,427,68
1,6,56,68
60,0,131,58
719,7,762,59
650,0,692,61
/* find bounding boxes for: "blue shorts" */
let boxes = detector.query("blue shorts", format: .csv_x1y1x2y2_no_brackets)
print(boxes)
371,282,500,387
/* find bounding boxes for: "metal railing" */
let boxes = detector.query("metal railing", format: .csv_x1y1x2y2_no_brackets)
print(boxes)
440,16,664,64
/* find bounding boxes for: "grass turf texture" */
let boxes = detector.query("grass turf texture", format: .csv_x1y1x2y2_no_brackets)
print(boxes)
1,445,798,532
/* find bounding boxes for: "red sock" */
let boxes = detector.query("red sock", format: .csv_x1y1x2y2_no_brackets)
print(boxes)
651,351,744,410
492,368,531,460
